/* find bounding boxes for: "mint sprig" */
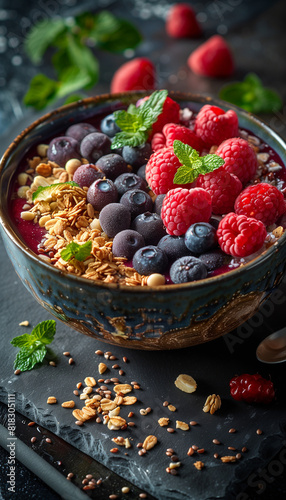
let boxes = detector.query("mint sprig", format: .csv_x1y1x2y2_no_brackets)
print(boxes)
219,73,282,114
111,90,168,149
173,140,225,184
11,320,56,372
61,240,92,263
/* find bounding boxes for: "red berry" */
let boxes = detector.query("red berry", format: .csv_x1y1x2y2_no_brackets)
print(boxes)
146,147,193,195
151,132,166,151
230,373,275,404
216,137,257,185
161,187,212,236
234,183,286,226
197,169,242,215
194,105,239,148
217,212,267,257
151,97,181,135
110,57,155,93
151,122,204,153
166,3,202,39
188,35,234,77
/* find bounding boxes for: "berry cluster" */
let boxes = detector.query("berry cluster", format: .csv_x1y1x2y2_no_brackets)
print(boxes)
230,374,275,404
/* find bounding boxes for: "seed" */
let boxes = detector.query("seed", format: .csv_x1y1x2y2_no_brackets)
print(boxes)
133,384,140,390
242,447,247,453
139,494,147,499
67,472,74,479
190,421,198,426
61,400,75,408
21,211,35,221
197,448,205,454
228,446,236,451
31,437,36,443
14,369,21,375
98,362,107,374
73,390,79,396
128,412,134,418
76,382,82,389
83,485,95,490
75,420,83,426
167,428,175,433
110,355,117,361
104,354,110,360
128,422,135,427
138,449,146,456
28,422,35,427
96,417,102,423
122,486,130,494
110,448,119,453
256,428,263,435
109,495,118,500
111,377,119,383
104,379,111,384
213,439,220,445
214,453,219,459
98,379,104,383
112,364,119,369
45,438,52,444
63,351,70,356
137,443,143,448
123,356,128,363
229,428,236,433
119,370,125,376
95,350,103,355
97,479,102,485
69,358,74,365
187,447,194,456
171,455,179,462
236,453,242,459
65,158,81,175
170,469,178,476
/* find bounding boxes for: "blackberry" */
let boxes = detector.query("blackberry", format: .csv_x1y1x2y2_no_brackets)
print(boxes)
120,189,153,219
96,154,129,181
80,132,111,162
198,249,230,271
66,123,98,142
170,256,207,284
132,212,166,246
132,246,168,276
122,143,152,171
157,234,190,262
114,173,148,197
47,136,81,168
100,113,121,137
184,223,217,254
112,229,145,260
73,164,104,188
154,194,166,216
99,203,131,238
87,179,118,211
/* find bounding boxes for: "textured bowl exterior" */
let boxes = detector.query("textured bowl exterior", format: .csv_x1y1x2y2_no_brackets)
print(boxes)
1,92,286,349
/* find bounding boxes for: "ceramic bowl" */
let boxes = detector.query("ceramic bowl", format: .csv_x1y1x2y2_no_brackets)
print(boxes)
1,92,286,350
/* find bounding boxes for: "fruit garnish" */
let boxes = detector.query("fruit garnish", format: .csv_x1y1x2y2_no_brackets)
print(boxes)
173,140,225,184
61,240,92,263
230,373,275,404
11,320,56,372
32,181,79,202
111,89,168,149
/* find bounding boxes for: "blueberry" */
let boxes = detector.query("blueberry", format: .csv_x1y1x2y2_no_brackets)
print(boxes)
132,212,166,246
198,249,230,271
80,132,111,162
137,164,146,180
184,223,217,254
170,256,207,284
47,136,81,167
96,154,129,181
122,143,152,171
132,246,168,276
112,229,145,260
73,164,104,188
209,216,221,230
87,179,118,211
120,189,153,219
157,234,191,262
114,173,148,197
66,123,98,142
154,194,166,216
99,203,131,238
100,113,121,137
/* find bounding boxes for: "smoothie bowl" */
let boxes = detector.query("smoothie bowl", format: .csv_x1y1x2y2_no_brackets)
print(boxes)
1,91,286,350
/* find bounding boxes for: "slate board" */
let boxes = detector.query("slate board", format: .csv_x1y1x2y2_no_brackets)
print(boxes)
1,233,286,500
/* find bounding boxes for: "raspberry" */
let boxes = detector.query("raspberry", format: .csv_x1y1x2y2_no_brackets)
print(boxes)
110,58,155,93
194,105,239,148
151,132,166,152
216,137,257,185
234,183,286,226
151,97,181,135
145,147,193,195
151,123,204,153
188,35,234,77
217,212,267,257
166,3,202,39
196,169,242,215
230,374,275,404
161,187,212,236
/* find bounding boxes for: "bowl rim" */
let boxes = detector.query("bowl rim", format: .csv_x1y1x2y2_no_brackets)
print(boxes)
1,90,286,294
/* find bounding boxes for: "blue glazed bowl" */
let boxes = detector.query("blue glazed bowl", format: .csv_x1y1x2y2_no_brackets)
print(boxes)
1,92,286,349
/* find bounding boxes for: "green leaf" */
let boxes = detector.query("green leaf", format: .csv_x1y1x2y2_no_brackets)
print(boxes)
201,154,225,174
57,67,93,98
139,89,168,122
87,11,142,52
173,140,199,169
23,74,59,110
173,166,197,184
61,240,92,262
64,94,85,105
11,334,35,349
173,140,225,184
113,110,144,133
32,181,79,202
111,131,148,149
14,345,47,371
219,73,282,114
66,34,99,85
25,18,66,64
32,320,56,345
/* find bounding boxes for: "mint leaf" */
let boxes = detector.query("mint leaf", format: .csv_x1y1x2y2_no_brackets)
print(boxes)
111,90,168,149
173,140,225,184
219,73,282,114
14,345,47,371
32,320,56,345
61,240,92,262
11,334,35,349
25,18,66,64
65,34,98,86
23,74,59,110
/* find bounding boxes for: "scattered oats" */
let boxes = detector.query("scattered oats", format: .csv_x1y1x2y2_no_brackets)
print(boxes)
221,456,237,463
84,377,96,387
176,420,189,431
194,461,204,470
47,396,57,404
122,396,137,405
98,362,107,374
142,435,158,451
158,417,170,427
19,320,29,326
61,400,75,408
168,404,176,412
114,384,132,395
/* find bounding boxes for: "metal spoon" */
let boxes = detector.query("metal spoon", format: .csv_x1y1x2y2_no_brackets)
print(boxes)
256,327,286,364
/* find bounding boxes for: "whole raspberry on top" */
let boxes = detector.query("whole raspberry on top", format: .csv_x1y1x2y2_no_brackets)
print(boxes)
234,183,286,226
216,137,257,185
197,169,242,215
188,35,234,77
110,57,155,93
146,147,194,195
217,212,267,257
151,123,204,153
150,97,181,136
166,3,202,39
194,105,239,148
161,187,212,236
230,374,275,404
